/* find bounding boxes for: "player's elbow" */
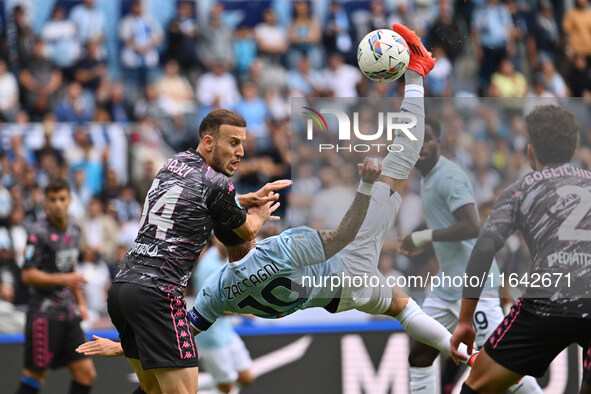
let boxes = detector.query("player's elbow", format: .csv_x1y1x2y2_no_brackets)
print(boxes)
234,226,257,241
466,223,481,239
233,221,258,241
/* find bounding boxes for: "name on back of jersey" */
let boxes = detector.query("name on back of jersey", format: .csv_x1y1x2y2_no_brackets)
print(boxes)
225,261,280,300
165,158,194,178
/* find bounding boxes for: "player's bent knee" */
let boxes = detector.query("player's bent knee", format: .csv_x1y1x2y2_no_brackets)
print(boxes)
408,351,436,368
408,338,440,367
355,279,393,315
384,288,409,317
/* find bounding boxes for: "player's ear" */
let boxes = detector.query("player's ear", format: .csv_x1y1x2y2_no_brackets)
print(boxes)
201,134,215,152
526,144,535,161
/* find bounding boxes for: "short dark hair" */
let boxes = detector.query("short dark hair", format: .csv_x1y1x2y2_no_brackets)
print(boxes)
45,178,70,195
525,106,579,165
199,109,246,139
425,117,441,138
213,224,247,247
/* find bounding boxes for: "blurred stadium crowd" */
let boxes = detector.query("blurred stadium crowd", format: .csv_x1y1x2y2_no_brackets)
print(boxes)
1,0,591,330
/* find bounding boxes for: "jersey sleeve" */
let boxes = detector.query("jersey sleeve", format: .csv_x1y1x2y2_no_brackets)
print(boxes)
23,229,45,270
480,182,522,248
204,172,247,229
288,226,327,267
189,277,225,332
439,172,475,213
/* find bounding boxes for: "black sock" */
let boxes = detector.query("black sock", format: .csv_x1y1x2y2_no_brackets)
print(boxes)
69,381,92,394
460,382,479,393
16,376,41,394
131,387,147,394
441,357,464,393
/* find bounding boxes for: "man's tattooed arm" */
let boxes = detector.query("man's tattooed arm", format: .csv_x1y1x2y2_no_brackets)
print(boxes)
319,192,371,259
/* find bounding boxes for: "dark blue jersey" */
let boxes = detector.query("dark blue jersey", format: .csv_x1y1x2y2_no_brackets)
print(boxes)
113,149,247,296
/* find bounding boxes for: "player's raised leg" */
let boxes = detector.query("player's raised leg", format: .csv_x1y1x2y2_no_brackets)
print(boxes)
379,23,435,195
339,23,435,271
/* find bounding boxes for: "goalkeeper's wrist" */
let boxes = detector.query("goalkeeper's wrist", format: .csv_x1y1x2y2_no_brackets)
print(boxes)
411,229,433,247
357,180,374,196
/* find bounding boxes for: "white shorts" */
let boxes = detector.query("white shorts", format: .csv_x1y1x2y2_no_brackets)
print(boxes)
421,290,505,348
336,182,402,315
198,333,253,385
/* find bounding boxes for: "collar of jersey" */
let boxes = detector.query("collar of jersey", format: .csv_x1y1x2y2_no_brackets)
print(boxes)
188,148,203,160
228,247,257,268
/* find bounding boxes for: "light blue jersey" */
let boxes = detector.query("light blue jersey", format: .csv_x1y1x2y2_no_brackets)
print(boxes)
189,227,344,331
420,157,500,300
192,247,235,349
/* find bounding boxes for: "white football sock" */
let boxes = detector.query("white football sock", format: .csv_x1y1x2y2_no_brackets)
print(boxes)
396,299,471,362
410,366,438,394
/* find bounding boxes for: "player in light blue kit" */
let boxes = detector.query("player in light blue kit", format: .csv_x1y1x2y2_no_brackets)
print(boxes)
192,237,253,394
398,118,542,393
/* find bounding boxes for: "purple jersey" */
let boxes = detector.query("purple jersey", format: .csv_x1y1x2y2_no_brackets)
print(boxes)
114,149,246,295
23,218,81,320
481,163,591,318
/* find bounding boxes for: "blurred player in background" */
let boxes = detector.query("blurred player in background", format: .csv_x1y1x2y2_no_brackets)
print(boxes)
193,237,254,394
17,178,96,394
107,109,290,394
451,106,591,393
398,118,542,393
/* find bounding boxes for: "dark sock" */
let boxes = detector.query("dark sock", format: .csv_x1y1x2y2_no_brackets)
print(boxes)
441,357,465,393
131,387,147,394
69,381,91,394
460,382,479,393
16,376,41,394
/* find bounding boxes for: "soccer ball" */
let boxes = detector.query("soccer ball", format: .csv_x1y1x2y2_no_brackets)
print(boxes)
357,29,410,82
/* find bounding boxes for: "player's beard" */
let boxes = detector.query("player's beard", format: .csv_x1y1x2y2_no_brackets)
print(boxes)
211,142,233,177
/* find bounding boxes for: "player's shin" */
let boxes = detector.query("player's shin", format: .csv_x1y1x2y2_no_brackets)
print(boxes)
410,366,438,394
382,70,425,180
395,299,471,362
